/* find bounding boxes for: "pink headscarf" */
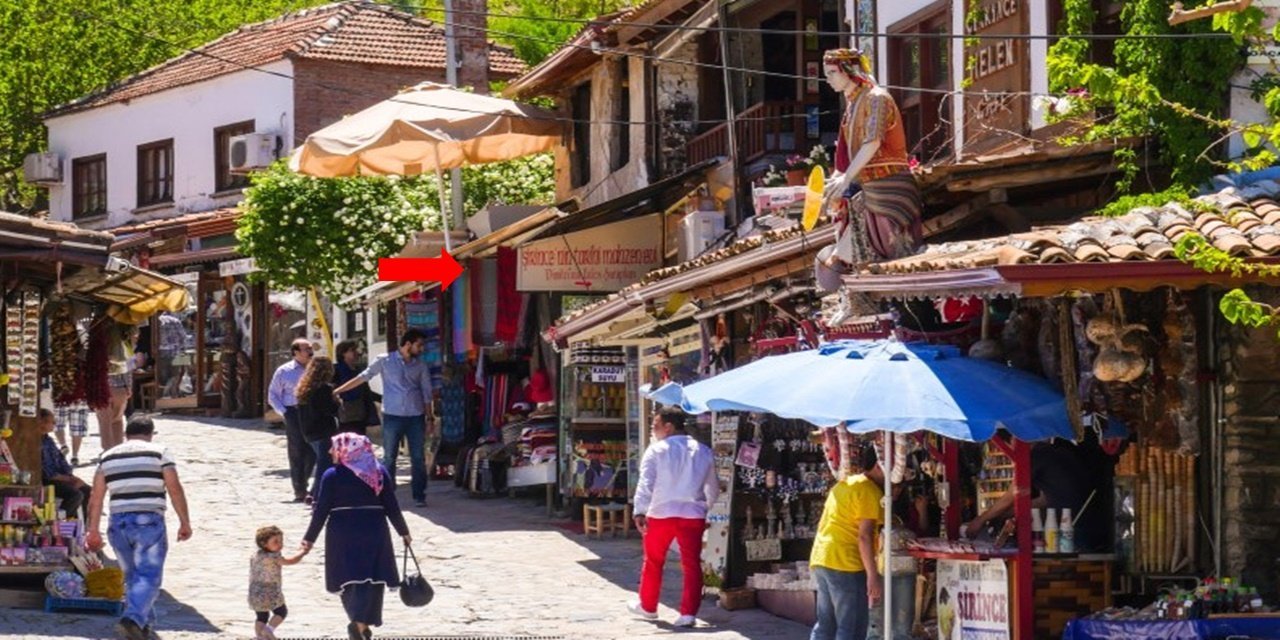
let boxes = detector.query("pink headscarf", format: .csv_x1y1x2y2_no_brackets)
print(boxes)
330,433,383,495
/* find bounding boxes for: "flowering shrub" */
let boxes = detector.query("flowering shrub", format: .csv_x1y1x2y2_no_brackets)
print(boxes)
235,154,554,300
784,145,832,173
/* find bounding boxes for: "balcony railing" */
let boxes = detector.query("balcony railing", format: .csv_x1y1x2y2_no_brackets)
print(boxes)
686,101,803,167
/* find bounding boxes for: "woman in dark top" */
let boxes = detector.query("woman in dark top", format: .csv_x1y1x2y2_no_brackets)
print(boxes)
334,340,380,435
297,356,340,499
302,433,411,640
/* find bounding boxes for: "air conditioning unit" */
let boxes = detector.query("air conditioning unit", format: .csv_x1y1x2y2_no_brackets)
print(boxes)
22,152,62,185
228,133,278,173
679,209,725,261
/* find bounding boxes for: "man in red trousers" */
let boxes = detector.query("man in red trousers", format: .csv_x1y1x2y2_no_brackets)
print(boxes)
628,407,720,628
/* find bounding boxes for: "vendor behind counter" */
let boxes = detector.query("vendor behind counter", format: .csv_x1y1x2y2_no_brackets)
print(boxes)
966,438,1112,552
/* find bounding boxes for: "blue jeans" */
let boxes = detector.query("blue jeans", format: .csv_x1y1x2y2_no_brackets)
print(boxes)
812,566,869,640
381,414,427,501
107,512,168,629
310,438,334,496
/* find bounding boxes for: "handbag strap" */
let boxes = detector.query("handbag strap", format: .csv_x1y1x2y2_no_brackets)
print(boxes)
402,544,421,575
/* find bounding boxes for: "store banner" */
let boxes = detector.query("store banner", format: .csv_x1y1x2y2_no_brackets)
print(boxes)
937,559,1011,640
516,215,662,292
701,414,739,589
589,366,625,383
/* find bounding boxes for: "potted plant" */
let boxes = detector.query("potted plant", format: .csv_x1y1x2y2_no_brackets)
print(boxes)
761,165,787,188
784,145,831,186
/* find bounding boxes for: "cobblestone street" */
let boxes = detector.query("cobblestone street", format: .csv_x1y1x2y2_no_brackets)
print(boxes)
0,415,807,640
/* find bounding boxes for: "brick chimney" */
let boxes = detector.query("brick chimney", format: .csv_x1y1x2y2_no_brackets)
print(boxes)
450,0,490,94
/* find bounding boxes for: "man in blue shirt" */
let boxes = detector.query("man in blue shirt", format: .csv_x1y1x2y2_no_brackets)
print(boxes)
333,328,435,507
268,338,315,502
38,408,90,518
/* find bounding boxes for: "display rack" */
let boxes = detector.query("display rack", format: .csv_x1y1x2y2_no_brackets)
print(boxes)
561,345,633,499
977,441,1014,514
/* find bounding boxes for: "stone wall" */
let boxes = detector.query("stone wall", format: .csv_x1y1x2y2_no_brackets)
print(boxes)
452,0,490,93
656,40,700,178
1218,285,1280,599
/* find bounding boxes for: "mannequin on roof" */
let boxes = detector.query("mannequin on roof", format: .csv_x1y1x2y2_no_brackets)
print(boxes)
818,48,923,278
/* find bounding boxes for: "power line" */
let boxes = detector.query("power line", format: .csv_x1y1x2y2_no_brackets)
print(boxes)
409,3,1235,41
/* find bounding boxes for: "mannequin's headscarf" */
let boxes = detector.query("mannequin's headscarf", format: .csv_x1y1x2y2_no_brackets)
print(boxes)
331,433,383,495
822,48,873,87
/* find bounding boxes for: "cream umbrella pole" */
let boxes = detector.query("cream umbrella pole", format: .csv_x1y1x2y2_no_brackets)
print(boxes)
432,142,454,253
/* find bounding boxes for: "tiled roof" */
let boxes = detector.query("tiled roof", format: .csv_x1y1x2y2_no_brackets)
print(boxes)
0,212,114,246
108,208,241,237
48,2,525,118
867,181,1280,276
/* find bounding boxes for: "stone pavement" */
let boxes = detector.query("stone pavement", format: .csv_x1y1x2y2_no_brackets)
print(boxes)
0,415,809,640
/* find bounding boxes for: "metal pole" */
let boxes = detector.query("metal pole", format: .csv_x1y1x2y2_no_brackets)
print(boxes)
434,144,454,253
444,0,465,234
883,429,893,640
715,0,742,225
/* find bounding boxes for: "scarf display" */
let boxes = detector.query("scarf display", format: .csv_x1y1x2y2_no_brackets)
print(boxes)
331,433,383,495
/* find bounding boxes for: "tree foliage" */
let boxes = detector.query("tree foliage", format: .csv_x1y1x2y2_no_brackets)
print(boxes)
0,0,337,212
236,154,554,300
407,0,632,66
1046,0,1252,190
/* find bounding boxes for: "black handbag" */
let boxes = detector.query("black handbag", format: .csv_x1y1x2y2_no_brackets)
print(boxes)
399,544,433,607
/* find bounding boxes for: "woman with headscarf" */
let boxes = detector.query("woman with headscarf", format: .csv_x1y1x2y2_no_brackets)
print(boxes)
301,433,411,640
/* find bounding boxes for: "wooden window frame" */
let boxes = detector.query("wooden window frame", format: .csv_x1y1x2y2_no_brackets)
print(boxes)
71,154,107,219
613,76,631,172
570,82,592,189
887,2,952,161
136,138,174,208
214,120,255,193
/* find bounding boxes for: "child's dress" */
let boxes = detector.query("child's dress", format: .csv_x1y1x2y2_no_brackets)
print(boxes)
249,550,286,612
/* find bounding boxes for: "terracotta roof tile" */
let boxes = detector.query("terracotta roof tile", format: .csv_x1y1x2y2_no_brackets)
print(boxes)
48,2,525,118
868,182,1280,276
109,208,241,237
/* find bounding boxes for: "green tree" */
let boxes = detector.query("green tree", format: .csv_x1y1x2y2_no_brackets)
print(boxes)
410,0,632,66
236,154,554,300
0,0,335,211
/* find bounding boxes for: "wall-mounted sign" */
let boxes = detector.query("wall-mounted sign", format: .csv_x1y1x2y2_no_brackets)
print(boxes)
517,215,663,292
962,0,1028,156
589,365,626,383
218,257,259,278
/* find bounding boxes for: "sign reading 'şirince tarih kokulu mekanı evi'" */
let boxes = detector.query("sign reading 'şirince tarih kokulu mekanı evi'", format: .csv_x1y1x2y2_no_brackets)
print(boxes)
516,215,663,292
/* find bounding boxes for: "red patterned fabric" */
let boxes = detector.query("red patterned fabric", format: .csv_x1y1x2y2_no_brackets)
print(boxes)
495,247,522,344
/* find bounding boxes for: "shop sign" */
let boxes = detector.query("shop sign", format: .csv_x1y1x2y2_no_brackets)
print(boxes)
701,414,739,588
218,257,259,277
516,215,662,292
937,559,1010,640
170,272,200,284
962,0,1028,155
589,365,626,383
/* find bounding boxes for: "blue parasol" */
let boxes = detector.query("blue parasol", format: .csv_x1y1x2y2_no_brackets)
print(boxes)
648,339,1073,442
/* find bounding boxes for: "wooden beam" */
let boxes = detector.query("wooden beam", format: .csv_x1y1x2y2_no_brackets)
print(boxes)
922,189,1006,238
1169,0,1251,25
689,253,816,299
987,203,1031,233
945,157,1116,192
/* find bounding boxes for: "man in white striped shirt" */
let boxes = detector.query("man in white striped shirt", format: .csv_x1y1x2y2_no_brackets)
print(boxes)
86,415,192,640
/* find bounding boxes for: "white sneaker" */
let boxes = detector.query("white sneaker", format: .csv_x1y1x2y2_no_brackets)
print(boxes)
627,601,658,620
674,615,697,628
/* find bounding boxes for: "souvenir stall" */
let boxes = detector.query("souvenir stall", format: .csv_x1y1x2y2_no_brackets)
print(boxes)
560,344,637,504
0,213,186,593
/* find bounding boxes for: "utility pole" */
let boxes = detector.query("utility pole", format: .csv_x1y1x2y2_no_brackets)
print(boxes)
444,0,465,231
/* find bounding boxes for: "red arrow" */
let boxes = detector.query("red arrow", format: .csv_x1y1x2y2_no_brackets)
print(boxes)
377,251,464,291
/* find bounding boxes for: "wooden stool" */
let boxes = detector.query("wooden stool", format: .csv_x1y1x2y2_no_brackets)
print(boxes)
583,503,632,538
139,382,158,411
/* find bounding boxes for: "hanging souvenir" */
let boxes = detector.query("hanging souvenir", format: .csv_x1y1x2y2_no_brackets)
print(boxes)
18,291,41,417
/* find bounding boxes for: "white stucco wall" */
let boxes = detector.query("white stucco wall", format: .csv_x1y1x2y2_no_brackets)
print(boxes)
558,56,651,207
1228,2,1280,159
44,60,296,229
1028,0,1050,131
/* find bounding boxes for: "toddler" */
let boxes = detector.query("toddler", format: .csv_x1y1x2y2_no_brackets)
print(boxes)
249,525,308,640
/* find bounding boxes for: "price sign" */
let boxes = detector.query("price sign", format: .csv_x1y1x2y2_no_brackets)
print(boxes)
590,366,626,383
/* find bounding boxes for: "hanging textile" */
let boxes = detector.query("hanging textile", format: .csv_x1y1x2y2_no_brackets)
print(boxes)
440,380,468,445
469,258,499,346
494,247,523,344
452,270,473,357
483,374,510,437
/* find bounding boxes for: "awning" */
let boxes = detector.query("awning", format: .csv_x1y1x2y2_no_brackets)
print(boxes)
149,245,239,269
546,223,837,345
67,265,192,324
526,158,721,242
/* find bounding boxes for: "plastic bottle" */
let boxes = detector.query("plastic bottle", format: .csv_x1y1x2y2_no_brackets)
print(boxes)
1250,587,1263,612
1031,508,1045,553
1059,508,1075,553
1044,508,1059,553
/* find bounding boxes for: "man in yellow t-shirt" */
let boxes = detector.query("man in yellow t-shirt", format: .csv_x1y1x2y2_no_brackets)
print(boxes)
810,441,884,640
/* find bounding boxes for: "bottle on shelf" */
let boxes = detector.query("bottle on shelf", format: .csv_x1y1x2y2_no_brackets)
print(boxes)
1043,508,1059,553
1058,508,1074,553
